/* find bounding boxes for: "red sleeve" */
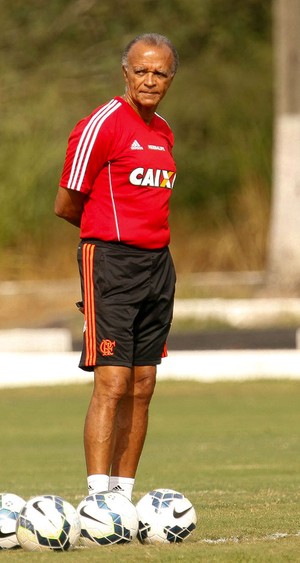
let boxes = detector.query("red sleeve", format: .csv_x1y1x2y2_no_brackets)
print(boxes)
59,110,113,194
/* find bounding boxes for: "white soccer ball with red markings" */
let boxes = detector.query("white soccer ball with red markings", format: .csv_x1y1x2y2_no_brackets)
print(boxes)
0,493,26,550
136,488,197,544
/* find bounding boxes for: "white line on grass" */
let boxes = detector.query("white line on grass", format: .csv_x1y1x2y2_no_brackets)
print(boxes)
201,531,300,544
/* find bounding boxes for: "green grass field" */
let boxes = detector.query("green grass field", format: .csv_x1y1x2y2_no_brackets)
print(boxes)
1,379,300,562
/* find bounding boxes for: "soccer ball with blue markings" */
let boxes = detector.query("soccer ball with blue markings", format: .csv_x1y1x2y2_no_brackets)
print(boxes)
136,488,197,544
77,491,139,547
16,495,81,551
0,493,26,549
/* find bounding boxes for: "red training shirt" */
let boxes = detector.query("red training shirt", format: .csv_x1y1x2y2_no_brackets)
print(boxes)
59,96,176,249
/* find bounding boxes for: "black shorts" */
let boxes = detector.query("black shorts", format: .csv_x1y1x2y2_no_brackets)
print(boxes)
77,240,176,370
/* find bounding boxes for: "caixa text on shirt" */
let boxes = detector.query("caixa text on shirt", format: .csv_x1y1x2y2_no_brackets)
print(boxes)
129,168,176,189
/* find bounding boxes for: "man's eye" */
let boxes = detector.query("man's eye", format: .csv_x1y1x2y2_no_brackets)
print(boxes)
134,70,169,78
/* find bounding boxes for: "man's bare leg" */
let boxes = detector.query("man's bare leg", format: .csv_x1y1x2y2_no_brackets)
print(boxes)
84,365,132,476
111,365,156,477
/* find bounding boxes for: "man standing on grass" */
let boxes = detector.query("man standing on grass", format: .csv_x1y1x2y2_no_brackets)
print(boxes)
55,33,178,500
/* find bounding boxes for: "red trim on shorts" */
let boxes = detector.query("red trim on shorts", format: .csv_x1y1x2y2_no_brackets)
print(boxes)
162,343,168,358
82,243,96,366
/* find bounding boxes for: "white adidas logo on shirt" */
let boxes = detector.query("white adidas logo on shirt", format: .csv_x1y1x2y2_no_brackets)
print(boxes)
131,139,144,150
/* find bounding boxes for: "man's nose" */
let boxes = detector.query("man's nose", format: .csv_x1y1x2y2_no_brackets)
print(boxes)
144,72,156,86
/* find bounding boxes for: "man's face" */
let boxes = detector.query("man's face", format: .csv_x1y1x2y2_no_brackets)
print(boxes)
123,41,175,111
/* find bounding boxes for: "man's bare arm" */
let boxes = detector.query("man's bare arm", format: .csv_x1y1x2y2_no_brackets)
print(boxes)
54,186,86,227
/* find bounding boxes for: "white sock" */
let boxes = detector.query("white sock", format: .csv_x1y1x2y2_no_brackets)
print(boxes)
87,474,109,494
109,476,135,500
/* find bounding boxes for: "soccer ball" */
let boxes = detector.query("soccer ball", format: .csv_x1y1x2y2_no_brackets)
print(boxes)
0,493,26,549
77,491,139,547
136,488,197,544
16,495,81,551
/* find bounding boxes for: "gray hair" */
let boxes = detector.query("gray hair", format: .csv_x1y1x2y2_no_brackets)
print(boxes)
122,33,179,75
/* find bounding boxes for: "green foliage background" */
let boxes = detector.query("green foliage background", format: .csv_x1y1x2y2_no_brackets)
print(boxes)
0,0,273,273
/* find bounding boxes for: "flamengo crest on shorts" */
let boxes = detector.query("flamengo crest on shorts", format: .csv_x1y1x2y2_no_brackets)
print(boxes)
99,339,116,356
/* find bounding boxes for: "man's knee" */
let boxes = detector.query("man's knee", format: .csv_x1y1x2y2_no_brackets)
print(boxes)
133,366,156,401
93,366,132,402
